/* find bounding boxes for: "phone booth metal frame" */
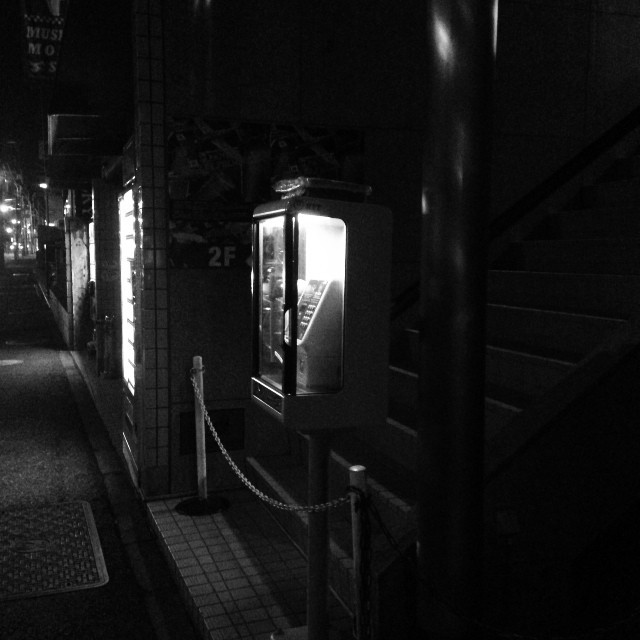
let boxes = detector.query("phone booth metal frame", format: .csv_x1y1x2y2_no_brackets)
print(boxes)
251,178,392,433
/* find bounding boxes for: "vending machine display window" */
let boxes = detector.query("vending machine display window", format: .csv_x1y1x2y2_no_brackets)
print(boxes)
119,189,136,396
252,178,391,432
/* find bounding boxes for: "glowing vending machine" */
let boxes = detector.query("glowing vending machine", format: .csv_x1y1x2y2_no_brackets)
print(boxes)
251,177,392,432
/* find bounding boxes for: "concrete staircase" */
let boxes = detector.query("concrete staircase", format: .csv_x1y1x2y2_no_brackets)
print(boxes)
481,163,640,632
0,261,53,336
246,151,640,637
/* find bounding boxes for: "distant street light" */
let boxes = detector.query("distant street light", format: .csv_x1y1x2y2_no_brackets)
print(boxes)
39,181,50,223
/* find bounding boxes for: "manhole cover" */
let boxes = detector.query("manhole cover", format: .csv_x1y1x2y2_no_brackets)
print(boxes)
0,501,109,600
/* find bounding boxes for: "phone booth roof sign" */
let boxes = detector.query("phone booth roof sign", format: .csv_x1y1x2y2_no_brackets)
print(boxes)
274,176,372,202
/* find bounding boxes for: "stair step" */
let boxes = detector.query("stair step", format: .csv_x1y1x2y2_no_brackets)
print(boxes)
378,402,521,467
485,396,522,441
498,239,640,275
390,327,420,373
487,304,625,362
486,345,574,399
397,307,623,368
391,344,573,401
582,177,640,207
245,455,355,611
388,362,527,440
599,155,640,182
379,416,419,471
388,365,418,428
488,270,640,318
531,207,640,240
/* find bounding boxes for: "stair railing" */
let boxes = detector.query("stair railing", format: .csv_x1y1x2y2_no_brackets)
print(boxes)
391,104,640,320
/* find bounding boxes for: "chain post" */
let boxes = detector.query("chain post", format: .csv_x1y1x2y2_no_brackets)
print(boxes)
307,431,332,640
350,466,372,640
192,355,207,501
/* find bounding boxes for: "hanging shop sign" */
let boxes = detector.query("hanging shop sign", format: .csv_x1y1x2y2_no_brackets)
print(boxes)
22,0,68,80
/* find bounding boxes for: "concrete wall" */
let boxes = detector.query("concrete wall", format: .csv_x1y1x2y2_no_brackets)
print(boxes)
167,264,254,494
493,0,640,212
162,0,640,288
49,291,72,347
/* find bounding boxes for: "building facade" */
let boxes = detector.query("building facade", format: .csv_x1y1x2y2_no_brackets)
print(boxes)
37,2,640,633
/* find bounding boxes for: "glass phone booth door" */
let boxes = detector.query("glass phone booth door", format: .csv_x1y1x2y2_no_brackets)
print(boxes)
257,213,346,396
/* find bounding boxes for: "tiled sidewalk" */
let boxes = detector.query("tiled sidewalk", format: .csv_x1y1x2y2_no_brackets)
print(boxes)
147,490,353,640
70,349,354,640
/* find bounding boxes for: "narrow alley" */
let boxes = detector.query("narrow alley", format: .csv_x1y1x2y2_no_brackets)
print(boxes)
0,252,200,639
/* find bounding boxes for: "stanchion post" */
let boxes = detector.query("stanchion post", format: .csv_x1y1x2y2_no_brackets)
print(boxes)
350,465,368,640
175,356,229,517
307,431,332,640
193,355,207,501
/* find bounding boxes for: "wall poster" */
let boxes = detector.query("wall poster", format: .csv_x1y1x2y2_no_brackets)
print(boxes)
167,117,364,269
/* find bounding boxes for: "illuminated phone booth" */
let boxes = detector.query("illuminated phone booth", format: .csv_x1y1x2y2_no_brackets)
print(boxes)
251,177,391,432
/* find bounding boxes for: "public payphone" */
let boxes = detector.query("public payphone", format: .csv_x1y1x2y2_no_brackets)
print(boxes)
251,177,392,432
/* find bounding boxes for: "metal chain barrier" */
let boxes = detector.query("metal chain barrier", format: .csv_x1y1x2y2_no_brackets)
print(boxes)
190,372,350,513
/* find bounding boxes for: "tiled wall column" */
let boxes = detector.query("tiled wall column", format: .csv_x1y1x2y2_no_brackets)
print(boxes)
134,0,170,496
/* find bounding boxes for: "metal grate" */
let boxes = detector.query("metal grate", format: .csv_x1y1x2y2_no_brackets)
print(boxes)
0,501,108,600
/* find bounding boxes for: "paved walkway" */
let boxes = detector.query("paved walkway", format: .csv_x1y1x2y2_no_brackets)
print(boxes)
0,256,198,640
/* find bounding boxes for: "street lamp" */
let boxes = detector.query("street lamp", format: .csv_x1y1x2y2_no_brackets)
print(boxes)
39,181,49,224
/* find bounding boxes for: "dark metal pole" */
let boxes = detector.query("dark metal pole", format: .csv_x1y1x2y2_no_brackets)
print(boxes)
417,1,497,638
307,431,332,640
